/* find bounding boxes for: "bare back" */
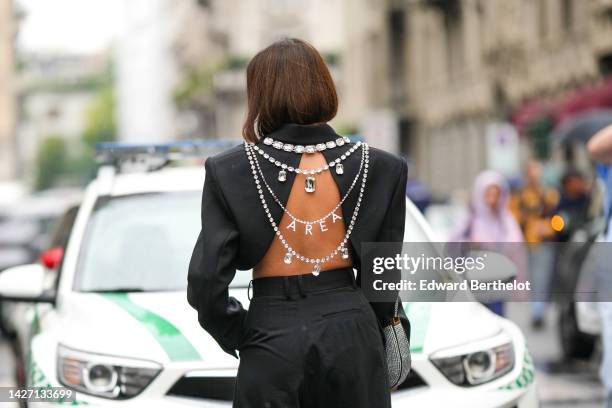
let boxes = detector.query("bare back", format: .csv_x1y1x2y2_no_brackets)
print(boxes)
254,151,353,278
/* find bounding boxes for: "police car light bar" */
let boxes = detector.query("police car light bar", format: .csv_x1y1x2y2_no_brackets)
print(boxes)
95,139,242,165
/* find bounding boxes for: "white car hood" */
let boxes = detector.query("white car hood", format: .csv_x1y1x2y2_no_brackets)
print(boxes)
405,302,502,355
58,291,501,367
59,291,239,368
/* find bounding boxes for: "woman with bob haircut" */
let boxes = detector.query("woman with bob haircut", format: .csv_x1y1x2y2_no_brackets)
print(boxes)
188,38,408,407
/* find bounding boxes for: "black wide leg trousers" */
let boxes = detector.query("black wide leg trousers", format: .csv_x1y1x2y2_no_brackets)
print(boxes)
233,268,391,408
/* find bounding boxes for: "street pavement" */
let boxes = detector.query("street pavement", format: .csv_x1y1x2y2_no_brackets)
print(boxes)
506,302,606,407
0,337,17,407
0,303,606,407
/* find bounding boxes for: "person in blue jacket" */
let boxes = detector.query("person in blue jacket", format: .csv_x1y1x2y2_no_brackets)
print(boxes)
587,124,612,408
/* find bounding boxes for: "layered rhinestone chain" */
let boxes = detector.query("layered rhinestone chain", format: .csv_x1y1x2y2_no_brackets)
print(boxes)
247,142,365,227
244,141,370,275
263,136,351,154
250,141,362,176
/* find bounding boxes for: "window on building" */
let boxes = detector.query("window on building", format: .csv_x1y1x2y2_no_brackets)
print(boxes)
538,0,548,40
561,0,574,34
606,8,612,25
388,8,406,105
267,0,301,14
443,6,463,82
47,107,60,119
399,119,415,160
599,54,612,77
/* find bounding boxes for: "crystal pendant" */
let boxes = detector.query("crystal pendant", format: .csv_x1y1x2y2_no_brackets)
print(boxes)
312,262,321,276
283,253,292,264
278,170,287,182
305,176,315,193
341,246,350,259
336,163,344,175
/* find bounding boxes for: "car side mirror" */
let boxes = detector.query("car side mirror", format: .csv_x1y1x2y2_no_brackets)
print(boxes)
0,264,55,303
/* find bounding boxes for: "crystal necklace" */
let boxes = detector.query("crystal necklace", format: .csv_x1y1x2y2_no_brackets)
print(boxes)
250,141,362,192
246,142,364,233
263,136,350,154
244,141,370,275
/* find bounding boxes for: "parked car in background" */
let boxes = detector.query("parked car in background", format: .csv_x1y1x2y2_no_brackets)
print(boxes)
1,203,80,344
0,142,537,407
0,181,27,208
0,189,82,271
555,180,606,361
0,189,81,336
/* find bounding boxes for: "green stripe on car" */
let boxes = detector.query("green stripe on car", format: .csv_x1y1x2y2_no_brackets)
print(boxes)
28,308,90,405
499,348,535,390
101,293,202,361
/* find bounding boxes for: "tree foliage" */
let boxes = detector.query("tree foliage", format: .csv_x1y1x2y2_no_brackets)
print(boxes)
83,82,116,148
76,80,117,182
34,136,67,190
33,75,116,189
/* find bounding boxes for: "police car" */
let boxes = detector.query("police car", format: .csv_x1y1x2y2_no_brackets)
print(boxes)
0,142,538,407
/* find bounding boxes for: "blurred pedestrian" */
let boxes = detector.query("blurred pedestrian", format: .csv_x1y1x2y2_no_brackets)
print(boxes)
511,159,559,328
406,178,432,214
554,168,590,242
587,124,612,408
450,170,524,316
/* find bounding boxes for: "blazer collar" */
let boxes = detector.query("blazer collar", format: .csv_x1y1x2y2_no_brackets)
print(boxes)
265,123,338,145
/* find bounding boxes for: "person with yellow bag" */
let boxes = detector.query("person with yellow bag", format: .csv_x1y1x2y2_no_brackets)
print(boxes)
511,159,559,329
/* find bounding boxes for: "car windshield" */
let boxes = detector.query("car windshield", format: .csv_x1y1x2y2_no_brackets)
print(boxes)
76,192,252,292
401,199,464,301
75,194,447,293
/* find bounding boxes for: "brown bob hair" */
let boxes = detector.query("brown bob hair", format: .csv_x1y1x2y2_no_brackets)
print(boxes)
242,38,338,143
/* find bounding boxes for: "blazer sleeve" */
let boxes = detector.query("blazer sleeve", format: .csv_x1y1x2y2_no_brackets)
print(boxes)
376,158,408,243
369,158,408,331
187,158,246,358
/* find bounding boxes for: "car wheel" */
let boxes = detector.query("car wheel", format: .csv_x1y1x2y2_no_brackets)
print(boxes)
559,302,596,360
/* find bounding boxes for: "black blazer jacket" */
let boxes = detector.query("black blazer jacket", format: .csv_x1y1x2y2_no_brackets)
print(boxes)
187,123,408,358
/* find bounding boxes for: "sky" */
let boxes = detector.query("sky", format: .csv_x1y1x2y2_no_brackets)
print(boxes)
16,0,124,54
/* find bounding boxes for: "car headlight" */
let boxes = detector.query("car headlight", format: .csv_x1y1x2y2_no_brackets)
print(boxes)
57,344,161,399
431,337,515,386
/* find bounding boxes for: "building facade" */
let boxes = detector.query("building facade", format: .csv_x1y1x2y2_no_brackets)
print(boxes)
372,0,612,193
115,0,178,142
0,0,17,181
172,0,365,140
170,0,612,194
